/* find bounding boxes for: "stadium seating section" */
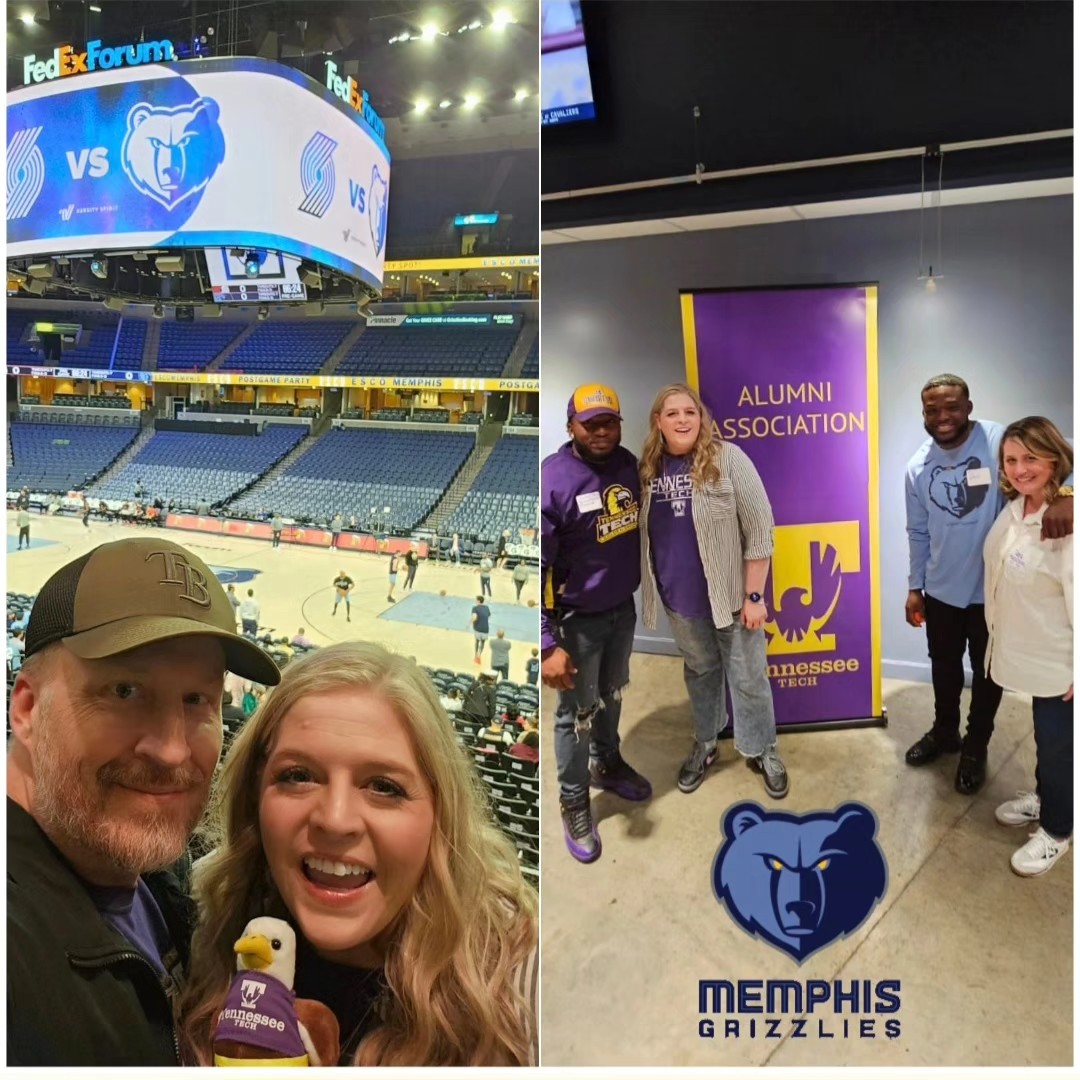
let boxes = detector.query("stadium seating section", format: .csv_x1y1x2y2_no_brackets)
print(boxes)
8,309,145,371
230,427,473,527
89,424,305,505
508,413,536,427
444,436,538,541
53,393,134,409
156,321,247,371
220,322,353,374
521,336,538,378
9,420,140,492
337,326,518,378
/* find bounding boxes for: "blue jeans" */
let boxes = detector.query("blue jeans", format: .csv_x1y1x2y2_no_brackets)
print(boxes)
1033,693,1073,839
552,599,636,800
665,608,777,757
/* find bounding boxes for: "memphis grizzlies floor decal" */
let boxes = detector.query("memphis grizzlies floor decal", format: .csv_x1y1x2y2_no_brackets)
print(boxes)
712,801,888,964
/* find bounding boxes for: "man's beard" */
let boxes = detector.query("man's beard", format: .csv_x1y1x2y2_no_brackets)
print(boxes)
571,435,618,463
33,710,211,877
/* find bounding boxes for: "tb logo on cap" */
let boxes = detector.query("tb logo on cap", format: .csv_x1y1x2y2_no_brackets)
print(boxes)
147,550,212,607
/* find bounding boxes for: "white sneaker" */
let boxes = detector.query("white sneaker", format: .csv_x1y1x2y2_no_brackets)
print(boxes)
1011,827,1070,877
995,791,1041,827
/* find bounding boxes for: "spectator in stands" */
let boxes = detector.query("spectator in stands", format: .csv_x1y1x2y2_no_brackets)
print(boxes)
133,479,144,500
97,500,110,523
16,488,30,511
512,560,531,604
332,569,354,623
497,530,511,569
387,551,400,603
81,496,91,530
510,717,540,765
270,513,284,548
440,686,463,714
7,536,279,1066
449,533,462,565
239,589,260,636
470,595,491,665
178,643,537,1066
291,627,315,648
542,383,652,865
348,515,358,530
8,629,26,674
225,584,241,628
196,498,211,516
478,553,494,597
525,647,539,686
330,513,344,549
463,669,498,728
16,507,31,550
480,714,516,750
221,690,247,730
490,629,512,681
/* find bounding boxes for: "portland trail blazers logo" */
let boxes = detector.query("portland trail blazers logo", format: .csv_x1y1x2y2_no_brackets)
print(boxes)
928,457,989,519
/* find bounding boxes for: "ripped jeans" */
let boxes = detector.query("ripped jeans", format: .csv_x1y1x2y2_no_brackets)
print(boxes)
553,599,636,801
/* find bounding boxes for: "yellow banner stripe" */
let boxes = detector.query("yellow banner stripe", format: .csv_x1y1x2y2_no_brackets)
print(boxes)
865,285,882,716
680,294,699,391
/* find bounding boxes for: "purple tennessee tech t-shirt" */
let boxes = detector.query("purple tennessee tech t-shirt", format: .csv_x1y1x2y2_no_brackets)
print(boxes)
215,970,308,1059
648,454,712,620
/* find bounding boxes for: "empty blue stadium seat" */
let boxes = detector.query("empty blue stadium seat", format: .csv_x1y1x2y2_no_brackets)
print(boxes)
337,326,519,378
156,321,247,371
220,322,353,375
445,436,538,541
9,421,139,492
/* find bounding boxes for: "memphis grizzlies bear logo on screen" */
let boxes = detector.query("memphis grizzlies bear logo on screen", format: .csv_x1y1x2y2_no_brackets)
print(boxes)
368,164,388,257
121,97,226,211
713,802,887,963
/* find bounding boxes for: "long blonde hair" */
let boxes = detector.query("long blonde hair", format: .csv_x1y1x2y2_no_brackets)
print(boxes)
998,415,1074,507
639,382,722,490
178,642,537,1066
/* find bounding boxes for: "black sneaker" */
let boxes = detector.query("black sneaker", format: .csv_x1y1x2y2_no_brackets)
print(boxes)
749,747,789,799
589,753,653,801
560,794,601,863
678,741,718,794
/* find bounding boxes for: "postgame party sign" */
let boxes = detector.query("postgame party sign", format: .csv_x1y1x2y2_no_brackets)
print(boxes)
681,285,882,728
8,57,390,292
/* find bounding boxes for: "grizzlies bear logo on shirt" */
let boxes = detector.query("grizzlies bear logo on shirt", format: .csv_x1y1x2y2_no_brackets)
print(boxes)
713,801,887,963
928,456,989,519
121,97,226,211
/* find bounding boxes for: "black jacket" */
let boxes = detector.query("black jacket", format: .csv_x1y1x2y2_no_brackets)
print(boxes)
7,799,195,1066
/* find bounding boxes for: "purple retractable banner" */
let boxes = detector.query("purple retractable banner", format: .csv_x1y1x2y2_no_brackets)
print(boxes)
680,285,883,728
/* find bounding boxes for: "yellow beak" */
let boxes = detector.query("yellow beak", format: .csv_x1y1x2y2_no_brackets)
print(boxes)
233,934,273,970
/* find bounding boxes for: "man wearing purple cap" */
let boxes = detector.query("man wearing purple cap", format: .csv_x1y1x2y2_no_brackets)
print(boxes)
7,536,280,1065
541,383,652,864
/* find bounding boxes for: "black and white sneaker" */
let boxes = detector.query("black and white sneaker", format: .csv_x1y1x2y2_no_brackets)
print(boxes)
750,747,789,799
678,741,718,793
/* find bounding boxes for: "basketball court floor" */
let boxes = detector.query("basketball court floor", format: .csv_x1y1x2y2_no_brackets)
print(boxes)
7,512,540,684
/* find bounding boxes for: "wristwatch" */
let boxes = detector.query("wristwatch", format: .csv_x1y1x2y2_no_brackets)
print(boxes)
746,592,765,605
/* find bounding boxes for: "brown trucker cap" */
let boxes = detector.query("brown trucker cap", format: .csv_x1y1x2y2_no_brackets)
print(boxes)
24,537,281,685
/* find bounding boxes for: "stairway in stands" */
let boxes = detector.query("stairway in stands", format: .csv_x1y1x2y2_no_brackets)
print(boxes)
421,421,503,530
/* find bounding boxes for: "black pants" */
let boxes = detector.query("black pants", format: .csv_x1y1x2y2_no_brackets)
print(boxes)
1033,694,1073,839
514,579,525,600
18,527,29,548
272,531,281,548
924,592,1003,753
405,565,417,588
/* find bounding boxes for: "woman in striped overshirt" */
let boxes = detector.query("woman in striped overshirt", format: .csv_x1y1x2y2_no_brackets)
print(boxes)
639,382,789,798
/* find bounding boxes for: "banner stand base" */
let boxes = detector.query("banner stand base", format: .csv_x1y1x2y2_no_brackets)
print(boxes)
718,706,888,737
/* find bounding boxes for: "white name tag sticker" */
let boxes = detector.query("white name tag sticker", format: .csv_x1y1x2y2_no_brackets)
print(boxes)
576,491,603,513
966,467,991,487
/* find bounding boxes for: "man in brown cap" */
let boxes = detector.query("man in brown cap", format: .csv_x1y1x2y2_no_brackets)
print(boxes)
7,536,280,1066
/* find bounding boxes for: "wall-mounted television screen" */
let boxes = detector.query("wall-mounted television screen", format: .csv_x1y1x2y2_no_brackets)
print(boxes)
541,0,595,126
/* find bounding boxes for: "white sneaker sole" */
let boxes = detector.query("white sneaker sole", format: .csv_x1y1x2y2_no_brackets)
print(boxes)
996,812,1040,827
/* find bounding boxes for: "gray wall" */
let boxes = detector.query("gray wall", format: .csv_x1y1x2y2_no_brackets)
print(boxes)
541,195,1073,680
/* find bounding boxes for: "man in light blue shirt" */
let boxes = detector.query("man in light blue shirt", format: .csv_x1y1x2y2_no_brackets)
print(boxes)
904,374,1072,794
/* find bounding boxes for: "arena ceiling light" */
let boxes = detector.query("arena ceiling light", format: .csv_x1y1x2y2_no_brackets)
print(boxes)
439,98,452,109
244,251,262,278
514,88,529,102
152,302,164,319
155,254,185,274
463,93,481,111
89,254,108,279
27,261,53,278
491,10,516,31
414,97,431,114
420,23,440,42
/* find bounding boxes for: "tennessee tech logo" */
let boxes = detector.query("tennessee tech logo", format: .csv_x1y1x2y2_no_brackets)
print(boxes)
147,550,212,606
121,97,226,211
596,484,638,543
713,801,888,963
298,131,337,218
239,979,267,1010
763,523,860,654
928,456,989,519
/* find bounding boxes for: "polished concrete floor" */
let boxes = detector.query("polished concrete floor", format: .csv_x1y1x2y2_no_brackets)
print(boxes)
540,652,1073,1067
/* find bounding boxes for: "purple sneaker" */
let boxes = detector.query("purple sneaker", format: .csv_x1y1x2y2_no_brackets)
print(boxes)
589,754,653,802
560,794,601,863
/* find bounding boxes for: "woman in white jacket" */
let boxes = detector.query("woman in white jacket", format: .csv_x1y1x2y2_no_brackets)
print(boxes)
983,416,1073,877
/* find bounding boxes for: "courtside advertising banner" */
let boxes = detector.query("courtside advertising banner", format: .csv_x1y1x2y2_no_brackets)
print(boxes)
680,285,882,728
7,57,390,291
